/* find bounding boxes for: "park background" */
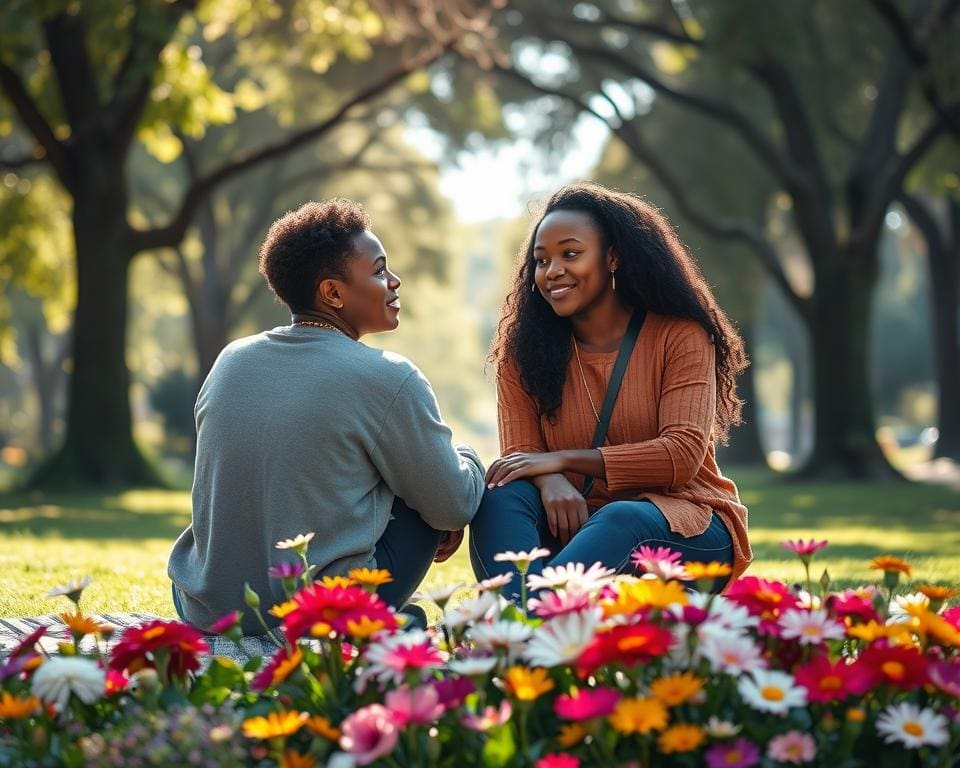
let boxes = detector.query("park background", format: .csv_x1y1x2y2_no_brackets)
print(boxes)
0,0,958,620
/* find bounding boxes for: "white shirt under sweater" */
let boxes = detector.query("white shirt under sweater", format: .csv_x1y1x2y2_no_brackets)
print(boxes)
167,324,485,635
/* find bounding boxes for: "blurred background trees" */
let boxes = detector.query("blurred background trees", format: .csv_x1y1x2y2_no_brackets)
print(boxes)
0,0,957,489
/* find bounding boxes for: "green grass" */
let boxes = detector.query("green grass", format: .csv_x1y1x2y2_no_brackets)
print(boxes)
1,468,959,619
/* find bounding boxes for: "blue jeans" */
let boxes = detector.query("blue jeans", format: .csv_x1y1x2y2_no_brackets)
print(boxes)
469,480,733,603
172,497,441,621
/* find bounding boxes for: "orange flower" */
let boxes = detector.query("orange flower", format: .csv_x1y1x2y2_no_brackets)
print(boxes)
281,750,316,768
348,568,394,588
657,723,705,753
684,562,732,581
649,672,704,707
242,710,308,740
0,692,40,719
252,646,303,692
320,576,353,589
304,715,341,741
503,666,554,701
918,584,960,601
608,696,668,734
557,722,587,747
269,600,298,619
846,620,912,643
60,611,108,636
869,555,911,576
345,616,387,640
603,578,688,616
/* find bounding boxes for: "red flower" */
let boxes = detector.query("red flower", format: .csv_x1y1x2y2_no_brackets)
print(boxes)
576,623,673,677
109,619,208,678
856,643,929,691
10,626,46,658
208,611,242,634
826,590,881,625
282,583,397,642
251,645,304,692
554,686,621,720
793,655,871,703
725,576,801,632
536,755,581,768
104,669,129,695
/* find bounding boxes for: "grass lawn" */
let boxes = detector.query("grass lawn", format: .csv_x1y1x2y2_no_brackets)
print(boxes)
1,467,959,619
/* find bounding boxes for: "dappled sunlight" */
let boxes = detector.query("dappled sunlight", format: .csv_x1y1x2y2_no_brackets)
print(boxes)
0,504,64,523
102,489,192,514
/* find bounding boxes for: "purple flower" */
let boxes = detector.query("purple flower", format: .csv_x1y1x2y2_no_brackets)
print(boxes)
432,675,475,709
268,561,306,580
706,738,761,768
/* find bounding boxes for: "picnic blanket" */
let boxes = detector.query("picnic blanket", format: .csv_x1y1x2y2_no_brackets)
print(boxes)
0,614,279,665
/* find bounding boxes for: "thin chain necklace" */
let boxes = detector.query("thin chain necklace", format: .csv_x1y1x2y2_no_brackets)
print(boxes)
573,340,601,423
293,319,344,334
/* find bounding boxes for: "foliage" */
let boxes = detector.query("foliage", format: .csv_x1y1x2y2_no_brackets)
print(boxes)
2,537,960,766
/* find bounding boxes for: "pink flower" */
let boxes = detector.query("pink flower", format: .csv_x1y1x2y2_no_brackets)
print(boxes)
528,590,593,618
536,755,581,768
942,606,960,630
767,731,816,764
827,589,881,624
340,703,399,766
632,545,682,566
554,686,621,720
461,700,512,732
780,539,828,558
431,676,475,709
631,545,689,580
208,611,242,634
705,737,761,768
928,659,960,697
778,608,845,645
384,684,444,726
359,630,445,688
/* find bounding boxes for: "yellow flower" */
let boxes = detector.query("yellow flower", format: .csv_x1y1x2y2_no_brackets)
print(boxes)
0,692,40,719
320,576,353,589
918,584,960,601
684,562,732,581
603,578,688,616
906,605,960,647
345,616,387,640
304,715,341,741
269,600,298,619
348,568,393,587
503,666,555,701
281,750,316,768
270,648,304,687
869,555,912,576
846,707,867,723
846,620,911,643
608,696,668,734
59,611,108,637
242,710,308,740
649,672,704,707
657,723,705,753
557,722,588,747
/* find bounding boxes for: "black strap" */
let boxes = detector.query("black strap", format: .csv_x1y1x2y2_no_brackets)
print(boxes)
582,310,645,496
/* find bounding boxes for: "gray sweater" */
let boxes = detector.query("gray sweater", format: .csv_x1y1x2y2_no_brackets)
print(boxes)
167,325,485,634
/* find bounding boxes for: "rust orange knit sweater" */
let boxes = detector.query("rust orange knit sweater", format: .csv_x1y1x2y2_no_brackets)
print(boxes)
497,312,752,580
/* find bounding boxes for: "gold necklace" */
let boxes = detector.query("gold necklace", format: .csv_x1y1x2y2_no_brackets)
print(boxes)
293,319,343,334
573,340,600,423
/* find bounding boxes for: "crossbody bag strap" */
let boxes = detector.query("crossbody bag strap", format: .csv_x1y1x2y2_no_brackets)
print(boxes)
582,309,646,496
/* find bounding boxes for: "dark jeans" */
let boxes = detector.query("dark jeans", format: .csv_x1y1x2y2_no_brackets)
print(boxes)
172,497,441,622
469,480,733,603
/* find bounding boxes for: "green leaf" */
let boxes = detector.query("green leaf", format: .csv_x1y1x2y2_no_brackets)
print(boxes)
481,724,516,768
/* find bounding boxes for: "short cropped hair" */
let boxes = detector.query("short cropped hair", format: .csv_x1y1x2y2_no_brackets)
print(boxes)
258,199,370,312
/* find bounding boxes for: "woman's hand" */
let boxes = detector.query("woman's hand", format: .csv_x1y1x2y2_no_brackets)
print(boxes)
485,451,567,488
535,474,588,546
434,529,464,563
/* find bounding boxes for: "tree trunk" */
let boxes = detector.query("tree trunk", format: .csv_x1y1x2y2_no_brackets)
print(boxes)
24,321,56,454
929,200,960,460
718,323,767,466
799,252,902,479
29,163,160,488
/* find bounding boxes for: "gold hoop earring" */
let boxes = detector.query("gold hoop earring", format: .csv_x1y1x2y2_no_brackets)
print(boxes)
611,271,617,291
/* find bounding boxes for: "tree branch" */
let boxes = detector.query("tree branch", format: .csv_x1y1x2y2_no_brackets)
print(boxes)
495,64,811,322
42,13,101,133
129,40,453,254
0,63,72,187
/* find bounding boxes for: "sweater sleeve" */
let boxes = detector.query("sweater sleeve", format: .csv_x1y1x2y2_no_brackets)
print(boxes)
496,362,548,455
371,368,485,530
599,321,716,490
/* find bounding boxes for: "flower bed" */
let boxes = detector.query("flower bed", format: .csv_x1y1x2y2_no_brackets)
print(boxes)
1,536,959,767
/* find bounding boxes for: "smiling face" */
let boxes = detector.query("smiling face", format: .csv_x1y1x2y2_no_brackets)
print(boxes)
532,209,617,318
328,230,401,335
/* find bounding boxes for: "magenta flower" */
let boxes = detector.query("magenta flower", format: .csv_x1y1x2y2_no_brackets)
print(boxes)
929,659,960,698
461,700,512,732
554,686,621,720
767,731,816,764
535,754,581,768
208,610,242,634
268,561,306,580
780,539,829,557
432,676,475,709
340,703,400,766
384,684,444,726
706,738,761,768
527,590,593,619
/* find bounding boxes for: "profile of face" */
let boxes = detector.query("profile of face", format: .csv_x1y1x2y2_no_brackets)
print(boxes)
318,230,401,336
532,209,617,318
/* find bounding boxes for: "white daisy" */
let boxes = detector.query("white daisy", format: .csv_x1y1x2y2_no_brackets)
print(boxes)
476,573,514,592
888,592,930,624
699,633,767,675
737,669,806,716
31,656,105,711
778,608,845,645
467,620,533,661
523,607,602,667
448,655,499,676
425,583,466,606
275,532,315,551
444,591,500,630
46,576,93,602
875,702,949,749
493,548,551,574
526,562,615,593
705,716,742,738
697,594,760,635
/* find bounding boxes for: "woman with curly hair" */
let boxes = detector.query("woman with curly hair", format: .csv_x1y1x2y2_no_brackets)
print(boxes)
470,182,751,600
168,199,485,634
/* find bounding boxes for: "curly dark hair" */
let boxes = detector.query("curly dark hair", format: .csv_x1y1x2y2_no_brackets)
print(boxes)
258,199,370,312
490,182,748,443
